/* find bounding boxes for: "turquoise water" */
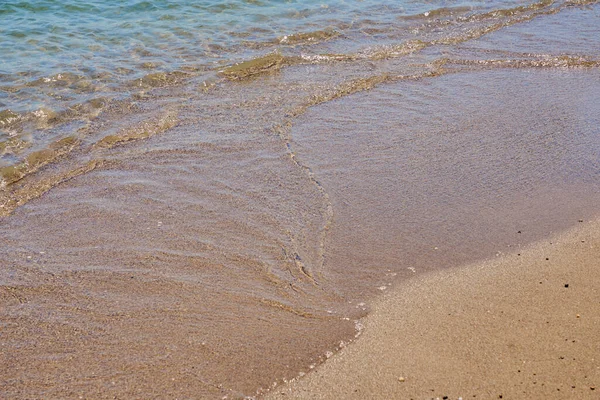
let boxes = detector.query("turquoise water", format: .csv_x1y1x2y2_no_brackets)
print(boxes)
1,0,528,113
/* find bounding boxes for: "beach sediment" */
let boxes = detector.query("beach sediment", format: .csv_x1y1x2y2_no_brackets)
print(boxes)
265,218,600,399
2,2,600,398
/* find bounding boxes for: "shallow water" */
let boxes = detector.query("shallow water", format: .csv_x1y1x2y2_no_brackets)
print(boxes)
1,0,600,398
0,0,521,116
292,69,600,300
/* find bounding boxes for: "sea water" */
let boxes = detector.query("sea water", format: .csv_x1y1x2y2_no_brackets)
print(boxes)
0,0,549,136
1,0,599,398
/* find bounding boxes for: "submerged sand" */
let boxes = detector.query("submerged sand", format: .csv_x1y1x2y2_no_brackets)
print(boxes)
265,219,600,399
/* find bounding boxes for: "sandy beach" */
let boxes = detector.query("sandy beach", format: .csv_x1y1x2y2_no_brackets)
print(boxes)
2,2,600,398
265,218,600,400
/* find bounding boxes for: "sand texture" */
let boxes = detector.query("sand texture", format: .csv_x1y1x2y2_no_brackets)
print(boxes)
265,219,600,400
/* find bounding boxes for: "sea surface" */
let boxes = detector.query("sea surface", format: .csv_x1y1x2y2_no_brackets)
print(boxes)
1,0,599,398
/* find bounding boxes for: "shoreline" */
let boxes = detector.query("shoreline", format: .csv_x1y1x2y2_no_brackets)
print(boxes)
264,218,600,399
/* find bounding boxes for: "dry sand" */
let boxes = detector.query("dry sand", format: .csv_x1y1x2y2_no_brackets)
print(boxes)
264,219,600,400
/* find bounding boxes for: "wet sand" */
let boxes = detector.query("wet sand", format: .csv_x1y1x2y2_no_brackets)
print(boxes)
266,218,600,399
